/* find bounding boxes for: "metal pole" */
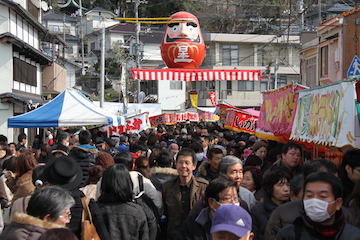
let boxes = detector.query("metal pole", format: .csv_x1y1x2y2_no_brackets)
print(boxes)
79,0,85,75
100,23,105,107
274,58,278,89
134,0,141,102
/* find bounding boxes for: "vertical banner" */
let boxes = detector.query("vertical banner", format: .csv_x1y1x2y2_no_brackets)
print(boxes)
257,83,306,139
120,64,127,115
189,91,198,108
224,108,258,134
209,92,217,107
291,80,360,147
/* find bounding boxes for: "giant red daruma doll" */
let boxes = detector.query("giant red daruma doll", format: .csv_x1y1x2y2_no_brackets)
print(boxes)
160,11,206,69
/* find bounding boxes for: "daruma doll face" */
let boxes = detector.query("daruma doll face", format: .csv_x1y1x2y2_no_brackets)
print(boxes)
160,11,206,69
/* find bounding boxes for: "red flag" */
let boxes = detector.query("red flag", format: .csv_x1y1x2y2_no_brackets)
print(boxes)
209,92,217,107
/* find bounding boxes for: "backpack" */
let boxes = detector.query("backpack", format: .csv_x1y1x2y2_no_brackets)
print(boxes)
134,174,161,240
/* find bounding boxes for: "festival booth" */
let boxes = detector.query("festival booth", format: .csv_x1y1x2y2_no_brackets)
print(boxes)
107,112,151,135
224,108,259,134
255,83,307,143
149,112,199,127
8,89,124,128
290,79,360,165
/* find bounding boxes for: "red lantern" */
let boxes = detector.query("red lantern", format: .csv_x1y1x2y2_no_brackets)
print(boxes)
160,12,206,69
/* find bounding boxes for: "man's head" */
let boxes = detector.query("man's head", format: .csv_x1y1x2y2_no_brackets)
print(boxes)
176,148,197,179
18,133,27,145
156,150,174,168
201,127,209,136
303,172,343,224
168,143,179,156
56,132,70,146
130,142,147,157
281,142,302,169
78,130,91,145
340,148,360,183
219,155,243,186
205,175,238,216
208,148,224,172
303,158,338,179
114,151,134,171
290,174,304,200
211,204,254,240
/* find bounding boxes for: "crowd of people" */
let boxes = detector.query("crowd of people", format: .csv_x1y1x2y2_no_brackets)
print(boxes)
0,121,359,239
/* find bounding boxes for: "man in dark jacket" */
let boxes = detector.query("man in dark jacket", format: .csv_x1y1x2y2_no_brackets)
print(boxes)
69,130,98,187
150,149,178,192
175,176,239,240
276,172,360,240
162,148,208,240
265,159,356,240
197,148,224,181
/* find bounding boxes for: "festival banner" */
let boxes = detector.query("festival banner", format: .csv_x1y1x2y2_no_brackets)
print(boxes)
291,80,360,148
199,112,219,122
209,92,217,107
175,112,199,122
107,112,150,135
189,91,198,108
224,108,258,134
257,83,306,139
149,114,175,127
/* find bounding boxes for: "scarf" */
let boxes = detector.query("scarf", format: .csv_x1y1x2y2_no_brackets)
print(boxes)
306,210,345,239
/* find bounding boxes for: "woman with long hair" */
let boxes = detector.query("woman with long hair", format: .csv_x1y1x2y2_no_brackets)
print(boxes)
5,152,37,203
97,164,148,240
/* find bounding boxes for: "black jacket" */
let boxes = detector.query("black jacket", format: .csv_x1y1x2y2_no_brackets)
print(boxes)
175,207,212,240
98,201,149,240
275,210,360,240
250,196,281,240
69,145,98,187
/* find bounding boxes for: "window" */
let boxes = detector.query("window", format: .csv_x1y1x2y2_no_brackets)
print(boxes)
238,80,254,91
170,81,182,90
260,79,270,90
13,58,37,86
222,45,239,66
320,46,328,77
306,57,316,86
277,75,287,87
91,42,96,51
227,81,232,95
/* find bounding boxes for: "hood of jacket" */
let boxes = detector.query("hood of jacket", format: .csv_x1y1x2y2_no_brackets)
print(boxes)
12,212,64,230
150,167,178,176
71,145,98,159
197,161,209,177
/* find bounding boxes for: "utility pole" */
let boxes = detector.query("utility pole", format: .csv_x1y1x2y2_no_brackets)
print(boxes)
274,58,279,89
134,0,141,103
100,20,105,108
79,0,85,75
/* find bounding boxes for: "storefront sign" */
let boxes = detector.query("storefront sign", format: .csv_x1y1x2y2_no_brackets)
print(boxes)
224,109,258,134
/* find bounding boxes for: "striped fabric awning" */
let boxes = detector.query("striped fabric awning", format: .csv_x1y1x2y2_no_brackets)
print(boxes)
131,68,261,81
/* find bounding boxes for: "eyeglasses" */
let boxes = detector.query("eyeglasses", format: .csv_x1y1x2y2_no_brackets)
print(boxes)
59,212,72,220
218,197,240,203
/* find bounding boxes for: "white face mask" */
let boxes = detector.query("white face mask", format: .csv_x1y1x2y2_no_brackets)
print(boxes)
196,152,205,162
303,198,336,222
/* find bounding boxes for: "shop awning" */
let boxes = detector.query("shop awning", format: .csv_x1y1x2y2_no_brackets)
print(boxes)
131,68,261,81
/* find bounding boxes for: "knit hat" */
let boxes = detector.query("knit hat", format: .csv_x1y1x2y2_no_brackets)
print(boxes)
252,141,268,152
211,204,252,237
244,154,262,167
95,152,115,170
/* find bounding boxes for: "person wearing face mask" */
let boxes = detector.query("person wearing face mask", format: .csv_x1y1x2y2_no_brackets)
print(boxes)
250,170,291,240
211,204,254,240
276,171,360,240
175,175,242,240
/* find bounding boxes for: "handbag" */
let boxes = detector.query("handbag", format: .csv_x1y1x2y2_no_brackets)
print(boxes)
81,197,101,240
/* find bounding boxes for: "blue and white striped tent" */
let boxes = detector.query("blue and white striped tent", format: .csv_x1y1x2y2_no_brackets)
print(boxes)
8,89,124,128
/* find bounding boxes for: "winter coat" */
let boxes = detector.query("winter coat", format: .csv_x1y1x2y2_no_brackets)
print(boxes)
265,199,357,240
6,170,35,203
275,210,360,240
0,212,64,240
197,162,219,181
69,145,98,187
150,167,178,192
162,176,208,240
98,201,149,240
250,196,282,240
175,207,212,240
